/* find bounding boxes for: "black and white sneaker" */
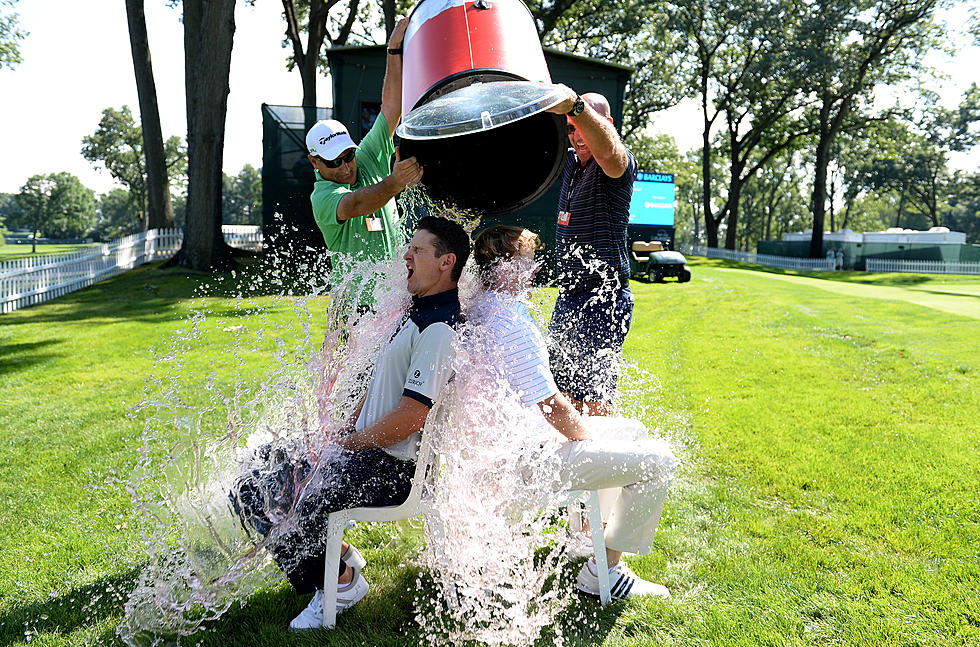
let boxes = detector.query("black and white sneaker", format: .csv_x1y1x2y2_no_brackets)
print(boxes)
576,559,670,600
288,568,370,631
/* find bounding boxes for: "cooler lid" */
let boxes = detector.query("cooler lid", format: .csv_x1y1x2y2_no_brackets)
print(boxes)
396,81,566,140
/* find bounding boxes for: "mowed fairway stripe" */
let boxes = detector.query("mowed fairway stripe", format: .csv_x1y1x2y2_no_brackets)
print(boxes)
714,267,980,320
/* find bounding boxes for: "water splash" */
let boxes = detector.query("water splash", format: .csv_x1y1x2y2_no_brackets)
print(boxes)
118,234,410,645
116,206,687,647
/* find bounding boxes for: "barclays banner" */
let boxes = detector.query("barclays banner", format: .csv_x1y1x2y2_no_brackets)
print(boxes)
629,172,675,226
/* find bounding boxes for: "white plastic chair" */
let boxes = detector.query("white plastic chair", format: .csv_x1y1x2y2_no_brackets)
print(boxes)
320,398,612,627
555,489,611,606
321,426,441,628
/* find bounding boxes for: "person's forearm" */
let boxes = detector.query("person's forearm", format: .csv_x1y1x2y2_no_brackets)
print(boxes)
339,397,428,451
539,394,591,441
571,106,628,178
380,18,408,136
380,53,403,133
336,175,403,221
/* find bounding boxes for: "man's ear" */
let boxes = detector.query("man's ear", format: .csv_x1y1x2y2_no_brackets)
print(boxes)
308,154,318,168
441,252,457,273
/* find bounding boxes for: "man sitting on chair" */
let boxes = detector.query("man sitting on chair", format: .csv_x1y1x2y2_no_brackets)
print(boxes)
470,225,678,600
231,215,469,630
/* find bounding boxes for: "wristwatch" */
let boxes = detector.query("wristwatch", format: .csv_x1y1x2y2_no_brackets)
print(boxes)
567,95,585,117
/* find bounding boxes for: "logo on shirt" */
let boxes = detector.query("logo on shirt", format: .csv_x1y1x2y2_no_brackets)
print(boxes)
413,370,421,379
558,210,571,226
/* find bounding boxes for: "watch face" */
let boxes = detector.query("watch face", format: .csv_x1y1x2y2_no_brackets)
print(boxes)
571,98,585,116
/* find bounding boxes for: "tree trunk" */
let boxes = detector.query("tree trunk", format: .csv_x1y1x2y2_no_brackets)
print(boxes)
382,0,396,38
691,201,700,243
125,0,175,231
724,181,742,250
700,58,717,249
895,185,906,228
809,98,833,258
828,172,836,232
178,0,236,271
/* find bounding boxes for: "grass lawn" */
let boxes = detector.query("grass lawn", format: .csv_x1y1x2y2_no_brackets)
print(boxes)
0,257,977,646
0,243,99,261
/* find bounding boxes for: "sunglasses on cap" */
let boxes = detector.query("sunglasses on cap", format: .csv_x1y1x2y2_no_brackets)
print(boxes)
321,149,356,168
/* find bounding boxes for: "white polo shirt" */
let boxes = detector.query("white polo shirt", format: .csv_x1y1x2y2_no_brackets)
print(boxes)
469,290,559,407
355,288,461,461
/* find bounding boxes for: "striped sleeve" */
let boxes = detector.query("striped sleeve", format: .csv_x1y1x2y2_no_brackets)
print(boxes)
496,314,559,407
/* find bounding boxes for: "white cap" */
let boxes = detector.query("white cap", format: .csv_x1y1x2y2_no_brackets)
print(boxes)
305,119,358,160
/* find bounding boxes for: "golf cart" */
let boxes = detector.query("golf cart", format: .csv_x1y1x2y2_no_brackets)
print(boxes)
629,241,691,283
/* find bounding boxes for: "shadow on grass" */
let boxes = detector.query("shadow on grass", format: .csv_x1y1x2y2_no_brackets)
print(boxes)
914,288,980,299
193,566,425,647
0,338,64,372
0,559,626,646
0,566,140,646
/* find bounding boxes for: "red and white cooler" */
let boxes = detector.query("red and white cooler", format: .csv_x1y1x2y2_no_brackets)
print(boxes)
396,0,566,217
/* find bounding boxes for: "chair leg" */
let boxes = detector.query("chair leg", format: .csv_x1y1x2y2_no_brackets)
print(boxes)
425,510,460,609
323,511,347,629
587,491,610,606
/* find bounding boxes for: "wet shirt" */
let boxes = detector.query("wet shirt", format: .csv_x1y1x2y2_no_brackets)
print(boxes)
471,291,558,408
311,114,399,302
555,148,638,291
355,288,462,461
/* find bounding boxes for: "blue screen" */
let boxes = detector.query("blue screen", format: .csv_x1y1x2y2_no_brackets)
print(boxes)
629,172,675,226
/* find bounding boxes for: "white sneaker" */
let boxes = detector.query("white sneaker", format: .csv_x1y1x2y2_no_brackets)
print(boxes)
288,568,370,631
576,559,670,601
342,544,367,570
289,589,325,631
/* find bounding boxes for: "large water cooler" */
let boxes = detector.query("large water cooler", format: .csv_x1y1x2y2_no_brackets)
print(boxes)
396,0,566,217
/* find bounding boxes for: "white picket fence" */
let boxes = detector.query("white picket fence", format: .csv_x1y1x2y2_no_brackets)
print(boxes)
1,226,263,313
680,244,837,271
220,225,263,252
865,258,980,275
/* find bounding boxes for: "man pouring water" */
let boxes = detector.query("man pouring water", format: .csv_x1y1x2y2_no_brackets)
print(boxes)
305,17,423,308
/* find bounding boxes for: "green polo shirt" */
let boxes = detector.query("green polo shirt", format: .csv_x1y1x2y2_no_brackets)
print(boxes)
311,113,400,304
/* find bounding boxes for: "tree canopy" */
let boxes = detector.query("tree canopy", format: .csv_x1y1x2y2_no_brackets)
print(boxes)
0,0,26,70
10,173,96,252
81,106,186,232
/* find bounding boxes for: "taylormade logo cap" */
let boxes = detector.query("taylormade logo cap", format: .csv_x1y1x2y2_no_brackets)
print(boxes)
305,119,359,161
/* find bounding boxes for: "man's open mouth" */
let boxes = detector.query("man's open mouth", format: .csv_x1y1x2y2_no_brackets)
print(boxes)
406,266,414,279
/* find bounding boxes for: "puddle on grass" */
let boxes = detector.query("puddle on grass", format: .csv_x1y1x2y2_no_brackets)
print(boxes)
107,195,685,646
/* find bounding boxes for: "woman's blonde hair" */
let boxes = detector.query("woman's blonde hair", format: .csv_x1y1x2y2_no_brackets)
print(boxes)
473,225,542,289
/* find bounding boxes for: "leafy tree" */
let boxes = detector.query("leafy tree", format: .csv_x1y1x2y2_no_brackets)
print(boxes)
95,189,142,241
0,192,16,224
0,0,26,70
0,192,16,244
222,164,262,225
801,0,940,257
11,174,96,252
946,171,980,243
126,0,176,230
282,0,363,108
670,0,815,249
81,106,185,231
738,152,809,249
529,0,686,138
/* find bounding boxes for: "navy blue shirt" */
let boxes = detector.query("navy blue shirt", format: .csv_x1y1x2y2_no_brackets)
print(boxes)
555,148,638,291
